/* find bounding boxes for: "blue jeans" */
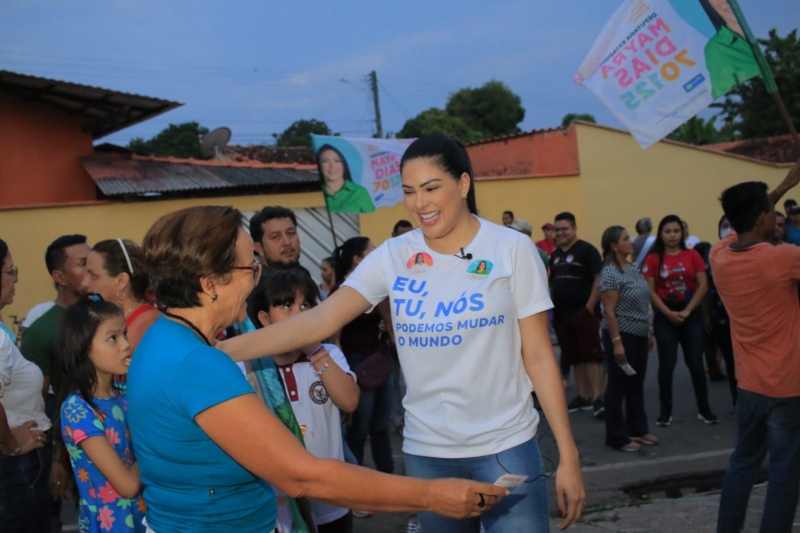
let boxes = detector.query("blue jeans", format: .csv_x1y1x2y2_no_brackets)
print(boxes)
653,308,710,414
404,437,549,533
717,389,800,533
345,353,394,474
602,330,650,448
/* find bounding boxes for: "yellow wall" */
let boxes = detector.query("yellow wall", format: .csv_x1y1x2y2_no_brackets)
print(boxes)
1,192,324,323
574,123,790,247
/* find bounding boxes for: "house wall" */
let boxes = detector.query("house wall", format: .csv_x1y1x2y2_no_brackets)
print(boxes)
574,123,790,247
0,92,96,207
0,192,324,322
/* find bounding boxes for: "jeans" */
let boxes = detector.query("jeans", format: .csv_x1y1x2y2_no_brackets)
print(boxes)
717,390,800,533
653,308,710,415
601,330,650,448
0,443,52,531
404,437,549,533
345,353,394,474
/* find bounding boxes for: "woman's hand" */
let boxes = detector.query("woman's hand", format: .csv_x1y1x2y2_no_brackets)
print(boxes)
426,478,508,519
10,421,46,455
555,459,586,530
667,311,685,326
613,341,627,365
49,460,69,500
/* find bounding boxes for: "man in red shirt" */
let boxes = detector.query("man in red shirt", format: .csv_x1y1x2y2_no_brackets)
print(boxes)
711,159,800,532
535,223,556,256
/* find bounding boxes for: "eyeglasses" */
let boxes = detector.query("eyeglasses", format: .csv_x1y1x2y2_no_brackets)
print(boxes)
232,263,262,282
2,266,18,281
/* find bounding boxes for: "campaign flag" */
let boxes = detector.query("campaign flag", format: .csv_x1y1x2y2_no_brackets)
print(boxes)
311,135,415,213
575,0,762,148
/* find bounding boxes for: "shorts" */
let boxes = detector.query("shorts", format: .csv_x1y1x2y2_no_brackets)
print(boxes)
553,307,603,366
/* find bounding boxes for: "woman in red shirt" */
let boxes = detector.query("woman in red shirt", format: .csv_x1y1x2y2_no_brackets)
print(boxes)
643,215,717,427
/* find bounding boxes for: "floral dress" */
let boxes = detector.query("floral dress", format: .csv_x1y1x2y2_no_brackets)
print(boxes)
61,392,146,533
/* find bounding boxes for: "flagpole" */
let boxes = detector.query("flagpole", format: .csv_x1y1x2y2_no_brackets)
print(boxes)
728,0,800,149
325,206,339,249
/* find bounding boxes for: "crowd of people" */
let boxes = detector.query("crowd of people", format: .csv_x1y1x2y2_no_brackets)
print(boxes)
0,132,798,533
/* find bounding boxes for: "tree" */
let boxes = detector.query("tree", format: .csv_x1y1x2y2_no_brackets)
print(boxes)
273,119,333,147
714,29,800,140
397,108,485,142
667,116,733,145
445,80,525,137
128,122,209,159
561,113,596,126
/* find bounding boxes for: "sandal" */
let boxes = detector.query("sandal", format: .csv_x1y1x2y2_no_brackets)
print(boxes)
631,434,659,445
609,441,641,452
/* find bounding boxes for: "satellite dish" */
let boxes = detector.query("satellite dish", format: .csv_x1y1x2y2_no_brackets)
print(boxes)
201,127,232,159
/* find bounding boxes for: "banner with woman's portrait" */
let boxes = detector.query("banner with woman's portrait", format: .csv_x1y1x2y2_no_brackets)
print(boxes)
575,0,762,148
311,135,415,213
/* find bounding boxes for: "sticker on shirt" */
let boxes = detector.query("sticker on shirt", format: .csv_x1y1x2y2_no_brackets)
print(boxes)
566,254,574,263
467,259,493,280
407,252,433,275
309,381,329,405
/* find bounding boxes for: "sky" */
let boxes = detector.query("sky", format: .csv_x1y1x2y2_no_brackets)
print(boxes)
2,0,798,146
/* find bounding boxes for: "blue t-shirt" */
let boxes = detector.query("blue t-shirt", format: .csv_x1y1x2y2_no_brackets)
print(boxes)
785,224,800,246
61,392,146,533
127,317,275,532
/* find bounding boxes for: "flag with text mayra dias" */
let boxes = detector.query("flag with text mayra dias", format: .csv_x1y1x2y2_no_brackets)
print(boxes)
575,0,761,148
311,135,415,213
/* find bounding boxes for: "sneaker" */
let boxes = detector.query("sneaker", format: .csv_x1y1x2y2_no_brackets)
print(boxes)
656,414,672,427
567,396,592,412
630,434,659,445
698,410,719,424
353,510,374,518
609,441,641,452
593,399,605,419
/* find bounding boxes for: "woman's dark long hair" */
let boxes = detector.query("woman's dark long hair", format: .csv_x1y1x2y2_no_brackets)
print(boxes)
699,0,728,32
58,294,124,414
647,214,686,275
0,238,9,303
333,237,371,281
316,144,353,188
400,134,478,215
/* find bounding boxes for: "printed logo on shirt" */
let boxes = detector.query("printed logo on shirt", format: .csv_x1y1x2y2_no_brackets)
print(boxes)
467,259,493,280
407,252,433,275
309,381,329,405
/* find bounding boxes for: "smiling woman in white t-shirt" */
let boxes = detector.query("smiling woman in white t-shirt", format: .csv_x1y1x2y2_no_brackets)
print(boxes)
222,134,586,532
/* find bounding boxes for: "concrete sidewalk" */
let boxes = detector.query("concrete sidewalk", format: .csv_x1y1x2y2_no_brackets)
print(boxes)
555,482,800,532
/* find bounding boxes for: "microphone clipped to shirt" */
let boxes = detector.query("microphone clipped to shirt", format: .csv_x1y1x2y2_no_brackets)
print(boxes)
455,248,473,260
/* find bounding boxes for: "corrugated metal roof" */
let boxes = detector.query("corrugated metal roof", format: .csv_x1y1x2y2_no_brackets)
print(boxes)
82,155,320,197
0,70,182,139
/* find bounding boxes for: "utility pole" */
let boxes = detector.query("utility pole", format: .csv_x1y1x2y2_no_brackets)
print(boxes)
369,70,383,138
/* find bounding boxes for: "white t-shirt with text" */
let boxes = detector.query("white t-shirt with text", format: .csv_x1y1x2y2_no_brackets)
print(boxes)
344,218,552,458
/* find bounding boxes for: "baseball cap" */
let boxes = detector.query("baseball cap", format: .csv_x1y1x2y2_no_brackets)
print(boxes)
542,223,554,230
510,219,534,234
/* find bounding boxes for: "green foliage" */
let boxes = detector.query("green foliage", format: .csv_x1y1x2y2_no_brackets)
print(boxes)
397,80,525,142
667,116,733,145
561,113,596,126
273,119,333,147
397,108,485,142
714,29,800,139
127,122,209,159
445,80,525,137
